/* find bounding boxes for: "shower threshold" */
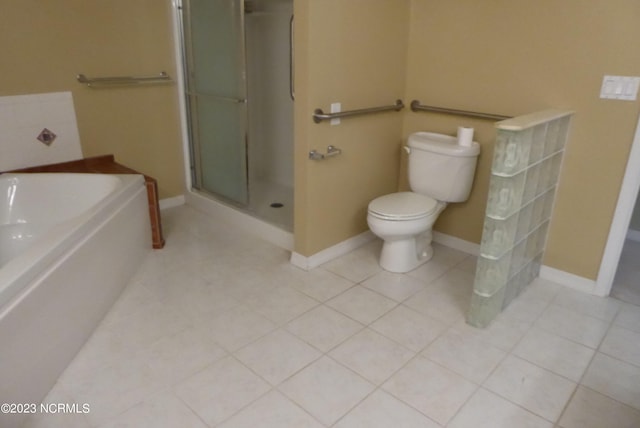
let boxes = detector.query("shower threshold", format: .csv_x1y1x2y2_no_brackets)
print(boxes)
185,188,294,251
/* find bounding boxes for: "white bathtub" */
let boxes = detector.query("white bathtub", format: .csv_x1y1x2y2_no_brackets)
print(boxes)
0,173,151,428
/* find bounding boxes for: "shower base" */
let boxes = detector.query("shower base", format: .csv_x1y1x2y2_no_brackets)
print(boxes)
248,179,293,231
186,188,293,251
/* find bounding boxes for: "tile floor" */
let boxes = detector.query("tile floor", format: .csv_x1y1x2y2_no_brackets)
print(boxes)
25,205,640,427
612,238,640,306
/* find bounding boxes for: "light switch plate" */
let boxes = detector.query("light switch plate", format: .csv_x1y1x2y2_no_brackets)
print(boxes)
600,75,640,101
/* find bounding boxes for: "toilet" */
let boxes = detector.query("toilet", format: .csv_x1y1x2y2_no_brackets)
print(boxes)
367,132,480,273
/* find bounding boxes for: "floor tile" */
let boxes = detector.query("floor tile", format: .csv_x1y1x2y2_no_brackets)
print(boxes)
278,356,375,426
452,315,531,352
370,305,448,352
405,258,451,285
159,278,241,323
455,255,478,274
600,325,640,367
218,390,324,428
614,302,640,333
143,326,228,387
406,243,468,285
582,352,640,410
558,386,640,428
534,304,609,348
281,265,355,302
175,356,271,426
334,390,441,428
244,285,319,325
285,305,364,352
361,270,427,302
611,239,640,306
59,326,137,382
523,278,562,302
553,286,622,322
426,267,476,296
41,206,640,427
62,354,163,426
234,329,321,385
22,384,92,428
105,299,192,354
512,327,595,382
321,240,382,283
329,328,415,385
422,328,506,384
100,280,161,327
215,265,282,301
139,261,213,302
611,280,640,306
200,304,277,352
448,388,552,428
98,391,207,428
403,286,469,325
382,356,477,425
499,291,551,324
326,285,397,325
483,355,577,422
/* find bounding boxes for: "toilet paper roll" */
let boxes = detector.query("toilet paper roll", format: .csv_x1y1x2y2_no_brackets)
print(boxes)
457,126,474,147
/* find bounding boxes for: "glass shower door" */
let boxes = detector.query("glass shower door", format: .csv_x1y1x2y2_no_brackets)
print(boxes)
183,0,249,205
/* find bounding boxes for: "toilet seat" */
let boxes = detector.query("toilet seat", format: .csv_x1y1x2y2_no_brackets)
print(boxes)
368,192,438,221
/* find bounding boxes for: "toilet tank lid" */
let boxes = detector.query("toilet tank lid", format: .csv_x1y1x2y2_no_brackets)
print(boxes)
408,132,480,157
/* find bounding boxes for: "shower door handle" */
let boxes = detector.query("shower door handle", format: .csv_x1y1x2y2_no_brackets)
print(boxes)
229,97,247,104
188,91,247,104
212,95,247,104
289,14,295,101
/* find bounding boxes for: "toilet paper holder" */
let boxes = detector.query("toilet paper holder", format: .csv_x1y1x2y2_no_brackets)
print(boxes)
309,145,342,161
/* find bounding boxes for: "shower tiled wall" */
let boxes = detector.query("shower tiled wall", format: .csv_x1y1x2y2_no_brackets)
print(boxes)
0,91,82,171
468,110,574,328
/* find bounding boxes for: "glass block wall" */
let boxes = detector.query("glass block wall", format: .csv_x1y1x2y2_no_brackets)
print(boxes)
467,110,574,328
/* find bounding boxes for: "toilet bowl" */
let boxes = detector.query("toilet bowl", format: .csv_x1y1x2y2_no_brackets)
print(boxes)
367,132,480,273
367,192,445,272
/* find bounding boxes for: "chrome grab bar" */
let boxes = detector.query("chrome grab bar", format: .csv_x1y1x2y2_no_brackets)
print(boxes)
313,99,404,123
410,100,511,121
77,71,173,87
309,145,341,160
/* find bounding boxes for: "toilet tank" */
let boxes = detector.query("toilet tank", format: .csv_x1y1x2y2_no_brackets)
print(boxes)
407,132,480,202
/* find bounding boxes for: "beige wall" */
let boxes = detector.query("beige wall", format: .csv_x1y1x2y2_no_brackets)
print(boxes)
297,0,640,283
5,1,639,281
0,0,184,198
294,0,410,255
405,0,640,280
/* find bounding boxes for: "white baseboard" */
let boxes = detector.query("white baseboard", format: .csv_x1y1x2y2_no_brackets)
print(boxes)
159,195,186,210
432,231,480,256
186,190,294,251
539,265,601,295
627,228,640,242
290,230,480,271
290,231,375,271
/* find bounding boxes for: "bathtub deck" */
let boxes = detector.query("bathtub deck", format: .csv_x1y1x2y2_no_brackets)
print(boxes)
3,155,165,249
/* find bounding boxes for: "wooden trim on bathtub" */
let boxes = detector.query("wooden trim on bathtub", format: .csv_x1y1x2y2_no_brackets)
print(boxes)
2,155,165,249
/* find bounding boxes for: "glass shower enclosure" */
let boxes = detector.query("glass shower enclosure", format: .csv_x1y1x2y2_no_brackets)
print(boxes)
182,0,249,206
179,0,294,230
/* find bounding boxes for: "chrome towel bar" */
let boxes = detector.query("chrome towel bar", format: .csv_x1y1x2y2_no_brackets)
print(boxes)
313,99,404,123
410,100,512,121
76,71,172,87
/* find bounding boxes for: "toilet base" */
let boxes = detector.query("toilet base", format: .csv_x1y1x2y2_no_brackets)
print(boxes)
379,231,434,273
